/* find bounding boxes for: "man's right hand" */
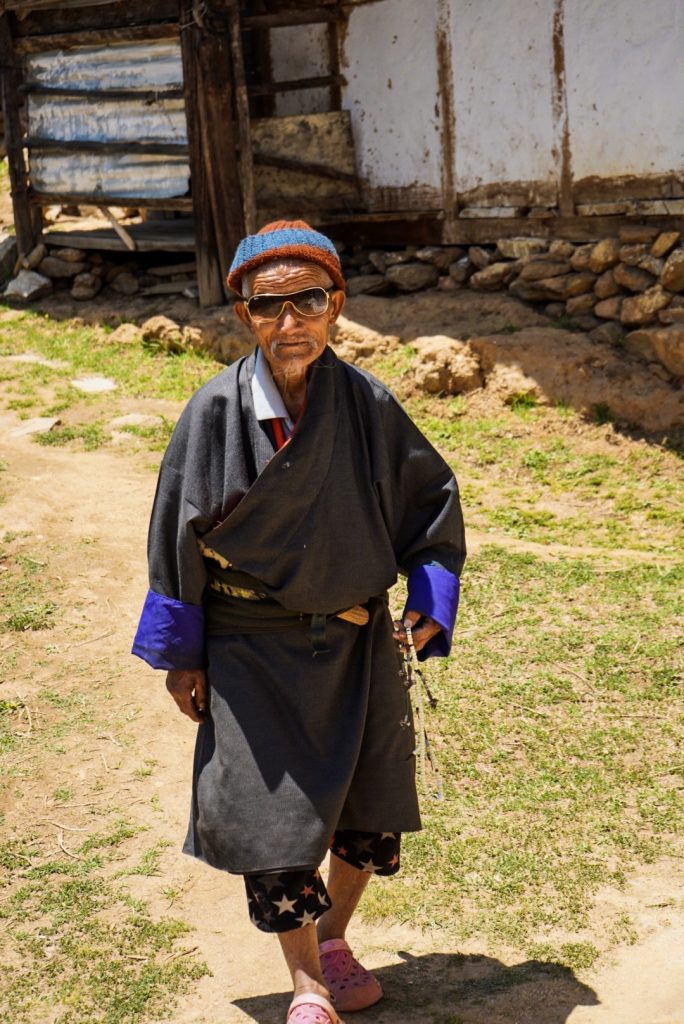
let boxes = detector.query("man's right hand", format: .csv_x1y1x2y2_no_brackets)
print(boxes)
165,669,208,723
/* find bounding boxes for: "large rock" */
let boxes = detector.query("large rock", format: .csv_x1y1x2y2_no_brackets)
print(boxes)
496,237,547,260
21,242,46,271
0,233,17,284
618,243,649,266
110,271,139,295
469,261,519,291
623,325,684,377
467,246,492,270
109,323,143,345
638,254,664,277
415,245,464,270
549,239,575,259
588,238,621,274
346,274,390,297
412,335,482,394
141,315,185,352
367,251,387,274
570,244,594,271
590,322,625,345
651,231,680,258
613,263,655,293
385,262,439,292
448,257,472,284
620,285,671,325
518,259,570,282
53,247,86,263
468,327,683,431
331,314,395,363
594,269,621,299
3,269,52,302
71,272,102,301
661,250,684,292
510,272,594,302
39,255,87,278
566,293,596,316
658,307,684,324
594,297,623,321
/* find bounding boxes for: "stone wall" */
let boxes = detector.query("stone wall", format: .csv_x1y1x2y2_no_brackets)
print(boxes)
340,226,684,380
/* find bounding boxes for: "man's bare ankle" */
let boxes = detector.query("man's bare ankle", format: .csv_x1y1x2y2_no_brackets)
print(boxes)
294,981,330,999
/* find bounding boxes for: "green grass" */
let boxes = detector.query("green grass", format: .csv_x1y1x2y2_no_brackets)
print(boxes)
363,547,683,960
0,543,59,633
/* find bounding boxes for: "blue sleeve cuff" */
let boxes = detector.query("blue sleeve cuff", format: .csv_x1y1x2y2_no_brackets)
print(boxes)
404,563,460,660
132,589,205,670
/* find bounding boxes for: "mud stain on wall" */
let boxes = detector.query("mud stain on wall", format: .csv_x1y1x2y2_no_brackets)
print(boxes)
552,0,573,216
436,0,457,237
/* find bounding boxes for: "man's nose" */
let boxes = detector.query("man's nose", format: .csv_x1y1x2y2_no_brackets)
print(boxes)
276,302,300,328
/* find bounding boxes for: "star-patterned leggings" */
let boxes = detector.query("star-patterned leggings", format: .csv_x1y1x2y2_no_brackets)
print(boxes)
244,829,402,933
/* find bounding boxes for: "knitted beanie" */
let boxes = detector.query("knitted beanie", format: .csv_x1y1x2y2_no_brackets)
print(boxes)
227,219,345,295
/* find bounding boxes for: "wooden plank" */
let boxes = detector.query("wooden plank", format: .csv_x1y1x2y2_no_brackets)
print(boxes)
97,206,136,250
0,15,37,256
228,3,256,234
40,221,195,252
195,9,244,292
327,14,343,111
20,85,184,102
180,1,224,305
254,152,358,186
248,74,345,96
149,260,196,277
14,23,179,54
13,1,178,36
26,138,189,156
29,189,192,211
242,9,337,30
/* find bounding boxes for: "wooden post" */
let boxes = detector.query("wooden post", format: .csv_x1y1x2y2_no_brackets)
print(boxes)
0,14,38,257
180,1,224,307
196,14,245,294
227,2,257,234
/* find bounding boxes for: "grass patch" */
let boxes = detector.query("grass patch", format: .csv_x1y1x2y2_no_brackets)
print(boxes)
0,543,59,633
35,422,108,451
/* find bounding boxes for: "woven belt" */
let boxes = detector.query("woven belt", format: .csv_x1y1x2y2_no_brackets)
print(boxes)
208,579,370,626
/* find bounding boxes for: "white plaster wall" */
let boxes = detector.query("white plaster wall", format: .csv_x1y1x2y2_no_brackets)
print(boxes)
564,0,684,180
341,0,443,192
270,24,329,117
449,0,557,192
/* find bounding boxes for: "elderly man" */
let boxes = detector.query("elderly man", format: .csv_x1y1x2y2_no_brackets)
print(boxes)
133,220,465,1024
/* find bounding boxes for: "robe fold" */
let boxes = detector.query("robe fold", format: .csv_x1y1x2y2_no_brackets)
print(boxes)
133,346,466,874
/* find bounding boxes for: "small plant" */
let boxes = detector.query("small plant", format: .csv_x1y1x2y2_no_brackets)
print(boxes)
593,402,614,425
506,392,538,413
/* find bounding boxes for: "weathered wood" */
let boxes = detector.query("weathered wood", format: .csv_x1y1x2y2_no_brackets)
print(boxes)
327,14,343,111
29,189,192,211
97,206,136,250
242,8,337,30
228,3,256,234
0,15,37,256
142,279,196,295
26,138,189,156
180,1,224,305
254,152,358,186
41,220,195,252
13,23,179,55
248,74,345,97
13,0,178,35
20,85,184,102
149,260,196,277
195,9,244,291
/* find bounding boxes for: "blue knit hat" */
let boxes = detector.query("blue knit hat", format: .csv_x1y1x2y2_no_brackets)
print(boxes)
227,219,345,295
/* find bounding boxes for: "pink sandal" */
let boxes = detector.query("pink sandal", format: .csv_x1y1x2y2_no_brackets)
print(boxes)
319,939,383,1012
287,992,343,1024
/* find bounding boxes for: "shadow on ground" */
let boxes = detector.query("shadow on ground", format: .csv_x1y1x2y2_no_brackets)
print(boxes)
233,950,599,1024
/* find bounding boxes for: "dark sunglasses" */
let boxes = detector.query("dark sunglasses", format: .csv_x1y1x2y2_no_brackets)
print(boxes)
244,286,334,323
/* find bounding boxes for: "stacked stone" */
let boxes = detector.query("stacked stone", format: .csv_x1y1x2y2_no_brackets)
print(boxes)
2,245,198,303
339,227,684,380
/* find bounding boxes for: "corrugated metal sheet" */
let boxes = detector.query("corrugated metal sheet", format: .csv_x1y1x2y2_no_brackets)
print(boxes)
26,40,189,198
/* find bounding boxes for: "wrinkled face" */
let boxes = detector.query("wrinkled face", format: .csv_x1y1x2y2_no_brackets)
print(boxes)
235,260,345,380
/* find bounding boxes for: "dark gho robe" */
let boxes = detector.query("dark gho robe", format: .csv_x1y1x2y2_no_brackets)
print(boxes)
133,346,465,874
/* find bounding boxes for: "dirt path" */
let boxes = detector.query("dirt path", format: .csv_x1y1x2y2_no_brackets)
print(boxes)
1,410,683,1024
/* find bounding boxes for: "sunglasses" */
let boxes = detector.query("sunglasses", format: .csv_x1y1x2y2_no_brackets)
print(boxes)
244,286,334,323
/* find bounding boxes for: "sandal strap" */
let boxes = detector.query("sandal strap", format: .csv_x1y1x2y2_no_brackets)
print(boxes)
318,939,352,955
288,992,340,1024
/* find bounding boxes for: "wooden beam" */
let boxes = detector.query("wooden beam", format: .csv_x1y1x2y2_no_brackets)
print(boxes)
26,138,189,156
29,189,192,211
327,13,343,111
180,1,224,305
195,9,245,292
0,14,37,257
40,224,195,253
254,153,358,186
20,84,185,102
248,74,345,96
228,2,256,234
242,9,337,30
13,22,179,55
97,206,136,250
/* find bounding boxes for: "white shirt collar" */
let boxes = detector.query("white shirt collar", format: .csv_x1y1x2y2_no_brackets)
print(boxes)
251,347,294,431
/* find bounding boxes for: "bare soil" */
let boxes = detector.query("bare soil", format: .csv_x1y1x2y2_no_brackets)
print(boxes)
2,382,683,1024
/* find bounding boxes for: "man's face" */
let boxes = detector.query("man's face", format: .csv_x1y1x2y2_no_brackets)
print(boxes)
235,261,345,380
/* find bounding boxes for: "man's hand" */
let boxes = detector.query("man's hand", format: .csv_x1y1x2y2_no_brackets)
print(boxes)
393,610,442,653
166,669,208,723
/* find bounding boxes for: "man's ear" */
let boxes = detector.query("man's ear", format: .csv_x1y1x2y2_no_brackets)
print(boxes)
329,288,346,323
234,300,252,328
